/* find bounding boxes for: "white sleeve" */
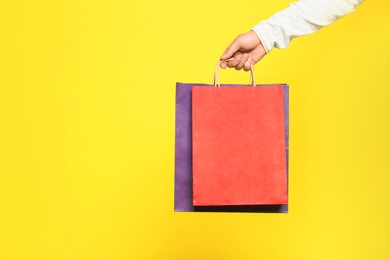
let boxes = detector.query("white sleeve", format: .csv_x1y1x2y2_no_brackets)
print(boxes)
252,0,364,53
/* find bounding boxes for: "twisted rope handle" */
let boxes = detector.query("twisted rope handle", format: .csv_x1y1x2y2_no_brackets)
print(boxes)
213,58,256,87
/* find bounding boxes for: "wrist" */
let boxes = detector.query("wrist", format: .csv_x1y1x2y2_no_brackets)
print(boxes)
251,28,270,53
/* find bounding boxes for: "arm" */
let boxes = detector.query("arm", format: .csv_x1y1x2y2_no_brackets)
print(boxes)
253,0,364,52
220,0,364,70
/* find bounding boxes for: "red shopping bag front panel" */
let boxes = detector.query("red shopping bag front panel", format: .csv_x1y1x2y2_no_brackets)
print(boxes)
192,85,287,206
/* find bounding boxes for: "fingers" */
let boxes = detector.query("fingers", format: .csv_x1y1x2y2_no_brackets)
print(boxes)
243,57,254,71
220,55,254,71
235,54,248,70
220,60,228,69
219,55,239,69
220,54,250,71
226,55,241,68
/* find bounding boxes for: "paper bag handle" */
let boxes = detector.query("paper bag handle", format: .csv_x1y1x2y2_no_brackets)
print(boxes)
213,59,256,87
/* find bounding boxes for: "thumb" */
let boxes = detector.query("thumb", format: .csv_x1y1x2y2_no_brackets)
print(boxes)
220,39,241,60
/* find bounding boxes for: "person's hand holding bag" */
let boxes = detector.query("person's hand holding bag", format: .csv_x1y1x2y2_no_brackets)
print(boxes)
219,31,266,71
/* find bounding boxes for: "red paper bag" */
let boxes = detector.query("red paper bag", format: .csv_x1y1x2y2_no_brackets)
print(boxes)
192,84,287,206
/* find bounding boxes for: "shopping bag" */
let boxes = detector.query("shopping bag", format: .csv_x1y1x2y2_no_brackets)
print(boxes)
174,62,289,212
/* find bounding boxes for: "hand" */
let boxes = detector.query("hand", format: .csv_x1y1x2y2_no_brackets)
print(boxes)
220,31,266,71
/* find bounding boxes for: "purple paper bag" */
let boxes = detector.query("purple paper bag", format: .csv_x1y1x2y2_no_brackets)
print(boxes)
174,82,289,213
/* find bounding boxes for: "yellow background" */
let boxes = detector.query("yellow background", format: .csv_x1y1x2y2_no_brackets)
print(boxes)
0,0,389,259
